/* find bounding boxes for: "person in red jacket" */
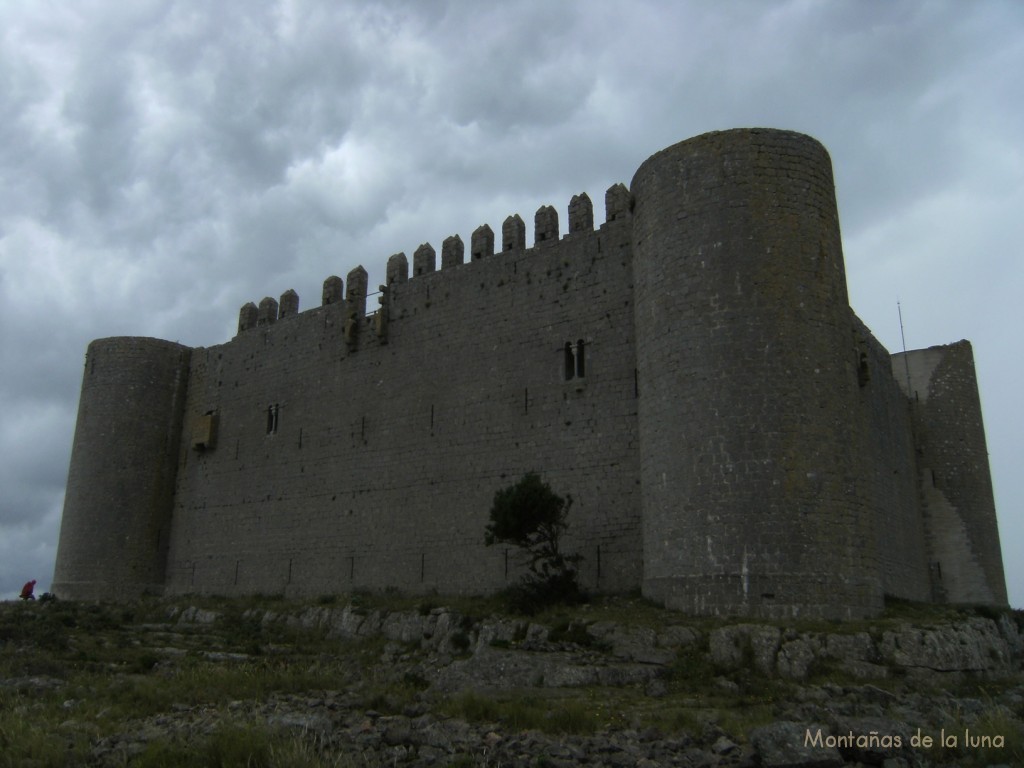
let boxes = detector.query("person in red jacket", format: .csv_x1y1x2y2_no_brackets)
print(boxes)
19,579,36,600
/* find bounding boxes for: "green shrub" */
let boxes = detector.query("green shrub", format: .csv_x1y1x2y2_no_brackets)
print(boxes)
485,473,585,614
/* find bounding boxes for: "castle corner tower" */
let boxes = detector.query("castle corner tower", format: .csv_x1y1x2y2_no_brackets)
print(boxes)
52,337,191,600
631,129,882,619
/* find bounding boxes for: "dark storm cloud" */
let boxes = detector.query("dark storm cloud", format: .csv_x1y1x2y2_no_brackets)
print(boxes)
0,0,1021,602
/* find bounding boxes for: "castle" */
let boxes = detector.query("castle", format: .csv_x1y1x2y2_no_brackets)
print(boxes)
52,128,1007,619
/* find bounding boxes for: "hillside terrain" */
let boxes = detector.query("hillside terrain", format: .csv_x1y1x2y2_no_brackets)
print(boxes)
1,594,1022,767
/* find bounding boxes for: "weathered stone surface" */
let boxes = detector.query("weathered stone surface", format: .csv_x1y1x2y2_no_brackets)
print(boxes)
0,675,66,692
750,721,844,768
176,606,219,625
13,598,1022,768
879,618,1017,674
589,622,677,665
776,637,821,680
829,716,914,765
657,625,701,648
475,617,526,651
709,625,780,674
326,606,369,638
824,631,875,662
380,610,434,644
431,645,661,693
266,711,332,734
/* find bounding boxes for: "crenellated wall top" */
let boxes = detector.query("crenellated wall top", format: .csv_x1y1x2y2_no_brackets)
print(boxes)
234,184,633,336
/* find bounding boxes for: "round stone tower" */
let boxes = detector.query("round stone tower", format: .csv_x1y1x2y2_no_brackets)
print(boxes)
631,128,881,619
52,337,191,600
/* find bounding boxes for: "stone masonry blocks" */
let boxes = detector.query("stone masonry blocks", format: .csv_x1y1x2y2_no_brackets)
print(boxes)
441,235,464,269
534,205,558,246
322,276,343,306
238,302,257,333
502,214,525,252
631,128,879,619
894,342,1007,604
386,253,408,285
414,243,436,276
568,193,594,233
52,337,191,600
257,297,279,326
605,183,632,222
279,289,299,319
471,225,494,261
346,265,368,318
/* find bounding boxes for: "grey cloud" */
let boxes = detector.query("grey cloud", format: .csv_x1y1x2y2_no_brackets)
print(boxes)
1,0,1021,603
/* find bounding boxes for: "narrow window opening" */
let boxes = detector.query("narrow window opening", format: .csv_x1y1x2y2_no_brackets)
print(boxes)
564,342,575,381
857,351,870,387
563,340,587,381
194,411,221,454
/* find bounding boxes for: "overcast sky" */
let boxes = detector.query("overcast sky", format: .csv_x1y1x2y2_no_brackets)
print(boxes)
1,0,1020,606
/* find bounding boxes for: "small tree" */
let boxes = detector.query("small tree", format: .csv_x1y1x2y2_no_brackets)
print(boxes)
484,472,583,611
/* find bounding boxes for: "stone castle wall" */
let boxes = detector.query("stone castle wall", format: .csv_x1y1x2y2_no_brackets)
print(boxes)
631,129,881,618
52,337,191,600
851,317,932,601
894,342,1007,604
52,128,1007,618
162,196,644,599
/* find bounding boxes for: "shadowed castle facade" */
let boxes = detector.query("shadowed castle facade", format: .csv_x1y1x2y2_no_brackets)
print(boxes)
53,128,1007,619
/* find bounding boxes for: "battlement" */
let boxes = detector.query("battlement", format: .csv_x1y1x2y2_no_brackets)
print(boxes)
234,185,633,337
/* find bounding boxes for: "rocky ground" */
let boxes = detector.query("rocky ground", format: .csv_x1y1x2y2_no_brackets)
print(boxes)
1,596,1022,767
